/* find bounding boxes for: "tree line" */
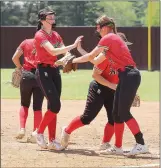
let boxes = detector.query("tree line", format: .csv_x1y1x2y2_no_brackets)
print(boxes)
1,1,160,27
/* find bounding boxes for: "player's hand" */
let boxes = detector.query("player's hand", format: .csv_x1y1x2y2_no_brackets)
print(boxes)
74,36,84,48
77,41,82,50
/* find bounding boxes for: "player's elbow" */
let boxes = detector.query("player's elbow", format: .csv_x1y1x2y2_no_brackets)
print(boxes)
12,56,16,63
88,53,95,61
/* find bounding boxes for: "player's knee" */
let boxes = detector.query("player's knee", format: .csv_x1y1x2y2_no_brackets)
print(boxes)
21,101,30,108
108,120,114,126
33,106,42,111
33,102,43,111
113,112,124,123
50,100,61,113
80,115,92,125
124,113,133,122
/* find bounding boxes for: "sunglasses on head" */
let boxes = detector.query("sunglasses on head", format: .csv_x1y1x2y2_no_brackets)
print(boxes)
98,21,114,29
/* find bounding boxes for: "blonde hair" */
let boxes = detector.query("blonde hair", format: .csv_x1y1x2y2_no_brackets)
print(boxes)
96,15,117,34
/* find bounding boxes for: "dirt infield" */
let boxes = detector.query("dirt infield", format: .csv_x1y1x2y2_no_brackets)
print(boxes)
1,99,160,167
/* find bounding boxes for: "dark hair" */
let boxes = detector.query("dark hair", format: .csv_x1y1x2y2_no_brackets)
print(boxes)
36,8,56,31
96,15,117,34
110,18,117,34
36,21,42,31
38,8,56,21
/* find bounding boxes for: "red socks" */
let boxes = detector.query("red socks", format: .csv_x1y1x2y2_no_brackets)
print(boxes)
33,110,42,131
102,123,114,143
65,116,84,134
114,122,124,148
48,114,57,142
37,110,57,134
19,106,28,128
126,118,140,135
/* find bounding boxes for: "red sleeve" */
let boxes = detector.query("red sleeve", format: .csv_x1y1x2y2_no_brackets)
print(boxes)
17,40,26,52
97,35,113,57
98,35,112,48
35,32,48,47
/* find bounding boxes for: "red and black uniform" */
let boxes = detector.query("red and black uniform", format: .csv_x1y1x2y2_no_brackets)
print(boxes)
34,29,64,141
64,59,118,143
17,39,44,130
80,59,118,126
18,39,44,111
98,33,145,148
35,29,63,113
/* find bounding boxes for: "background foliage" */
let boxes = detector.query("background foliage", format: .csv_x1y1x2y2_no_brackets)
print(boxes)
1,1,160,27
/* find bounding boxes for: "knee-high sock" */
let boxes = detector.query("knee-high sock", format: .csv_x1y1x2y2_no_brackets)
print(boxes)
65,116,84,134
37,110,56,134
48,114,57,142
33,110,42,131
19,106,28,128
125,118,140,135
102,123,114,143
126,118,145,145
114,122,124,148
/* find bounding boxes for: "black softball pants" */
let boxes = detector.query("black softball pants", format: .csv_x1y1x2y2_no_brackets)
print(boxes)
35,64,62,113
113,66,141,123
80,80,115,125
20,69,44,111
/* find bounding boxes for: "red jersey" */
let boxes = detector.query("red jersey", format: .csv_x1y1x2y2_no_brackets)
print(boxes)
94,58,119,84
98,33,136,70
17,39,36,70
34,29,63,65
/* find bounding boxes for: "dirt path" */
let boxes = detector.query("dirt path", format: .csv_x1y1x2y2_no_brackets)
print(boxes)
1,99,160,167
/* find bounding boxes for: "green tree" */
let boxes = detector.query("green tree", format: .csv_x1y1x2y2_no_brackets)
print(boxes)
2,1,159,27
47,1,103,26
132,1,148,26
97,1,137,27
143,1,160,26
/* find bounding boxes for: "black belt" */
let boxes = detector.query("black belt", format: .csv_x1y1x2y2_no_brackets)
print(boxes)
118,66,135,72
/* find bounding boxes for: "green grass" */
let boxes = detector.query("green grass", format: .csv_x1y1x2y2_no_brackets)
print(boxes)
1,69,159,101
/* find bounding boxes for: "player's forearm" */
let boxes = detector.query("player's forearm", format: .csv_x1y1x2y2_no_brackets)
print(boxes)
78,47,88,55
12,50,23,69
72,53,92,63
51,44,75,56
90,59,100,65
78,47,96,64
12,57,22,69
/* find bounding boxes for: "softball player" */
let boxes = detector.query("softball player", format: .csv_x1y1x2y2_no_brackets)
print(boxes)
60,58,117,150
60,32,131,150
12,38,44,142
33,8,82,150
71,15,148,156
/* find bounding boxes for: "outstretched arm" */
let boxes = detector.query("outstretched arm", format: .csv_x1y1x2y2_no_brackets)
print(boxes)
77,42,106,65
72,46,106,64
42,36,83,56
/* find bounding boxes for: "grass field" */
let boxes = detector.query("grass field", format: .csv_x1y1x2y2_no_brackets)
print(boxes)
1,69,159,101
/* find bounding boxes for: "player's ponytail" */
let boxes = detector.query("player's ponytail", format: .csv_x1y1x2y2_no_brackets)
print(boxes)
36,21,42,31
110,18,117,34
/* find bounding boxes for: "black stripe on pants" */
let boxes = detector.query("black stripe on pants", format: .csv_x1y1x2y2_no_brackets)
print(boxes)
113,67,141,123
35,65,62,113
